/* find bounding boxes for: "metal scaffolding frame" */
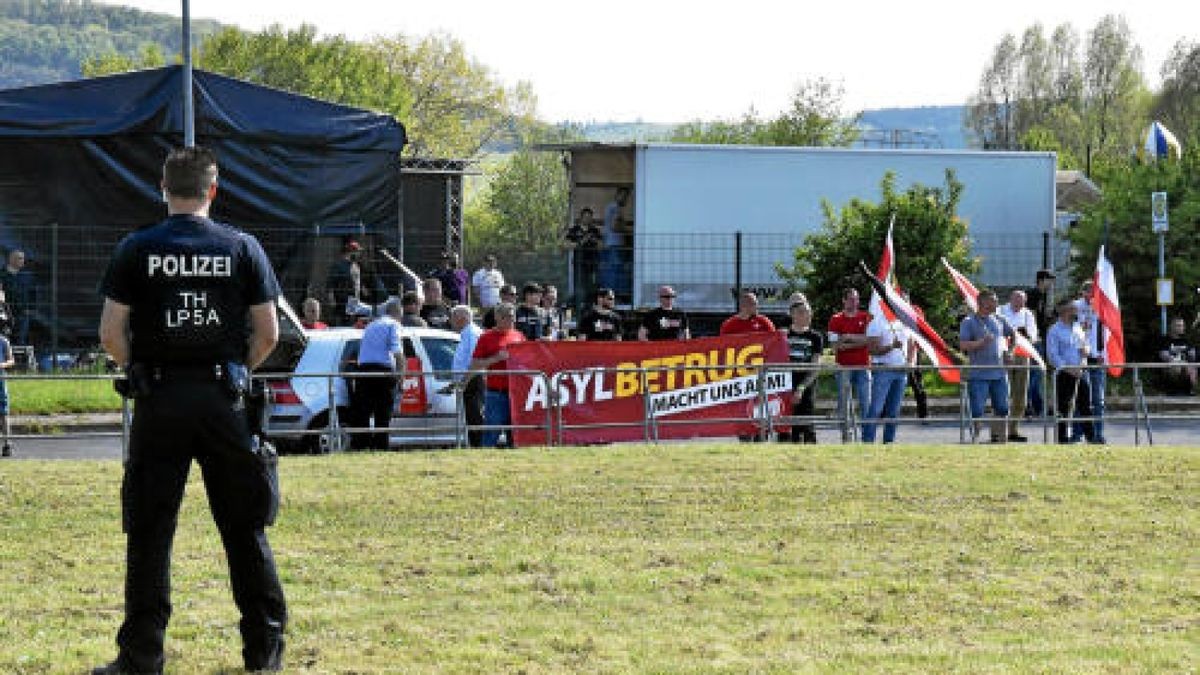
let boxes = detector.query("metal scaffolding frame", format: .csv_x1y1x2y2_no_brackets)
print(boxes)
398,157,480,266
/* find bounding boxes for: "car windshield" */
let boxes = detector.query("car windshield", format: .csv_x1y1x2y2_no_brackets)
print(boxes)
420,337,457,380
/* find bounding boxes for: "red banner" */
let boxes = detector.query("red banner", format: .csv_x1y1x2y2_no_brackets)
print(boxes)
505,332,792,445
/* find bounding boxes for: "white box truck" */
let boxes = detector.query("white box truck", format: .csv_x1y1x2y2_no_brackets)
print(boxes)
546,143,1058,313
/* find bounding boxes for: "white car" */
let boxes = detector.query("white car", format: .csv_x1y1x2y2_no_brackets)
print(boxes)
260,301,461,453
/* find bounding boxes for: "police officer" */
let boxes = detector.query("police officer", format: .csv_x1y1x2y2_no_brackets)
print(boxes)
95,147,287,674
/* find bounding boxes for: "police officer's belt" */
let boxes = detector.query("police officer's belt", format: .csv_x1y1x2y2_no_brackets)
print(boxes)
150,364,235,382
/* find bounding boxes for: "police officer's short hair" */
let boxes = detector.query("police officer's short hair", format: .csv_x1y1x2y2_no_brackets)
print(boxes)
163,146,219,199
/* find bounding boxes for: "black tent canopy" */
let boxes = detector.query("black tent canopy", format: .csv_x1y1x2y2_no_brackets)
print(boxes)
0,66,408,350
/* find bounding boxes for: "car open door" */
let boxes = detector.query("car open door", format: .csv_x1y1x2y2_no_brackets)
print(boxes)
259,296,308,373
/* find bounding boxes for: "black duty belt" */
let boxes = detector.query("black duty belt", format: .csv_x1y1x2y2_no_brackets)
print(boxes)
150,364,234,382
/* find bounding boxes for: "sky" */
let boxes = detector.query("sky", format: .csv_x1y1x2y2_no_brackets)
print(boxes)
98,0,1196,123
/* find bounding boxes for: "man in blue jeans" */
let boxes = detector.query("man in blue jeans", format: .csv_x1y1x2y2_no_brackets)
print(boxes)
1073,280,1109,443
470,303,525,447
959,289,1017,443
862,314,912,444
828,288,872,441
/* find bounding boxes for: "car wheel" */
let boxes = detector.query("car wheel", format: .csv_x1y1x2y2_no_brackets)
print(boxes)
305,408,352,455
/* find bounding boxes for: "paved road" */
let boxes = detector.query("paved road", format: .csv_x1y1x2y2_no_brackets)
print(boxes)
3,419,1196,462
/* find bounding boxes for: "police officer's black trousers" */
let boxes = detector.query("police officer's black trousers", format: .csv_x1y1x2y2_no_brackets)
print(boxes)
117,378,286,672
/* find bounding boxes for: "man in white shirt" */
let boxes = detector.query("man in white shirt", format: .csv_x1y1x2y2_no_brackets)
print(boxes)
471,254,505,309
998,289,1037,441
1072,280,1108,443
862,315,913,444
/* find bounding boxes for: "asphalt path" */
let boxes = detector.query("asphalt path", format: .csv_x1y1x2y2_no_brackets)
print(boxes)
4,419,1196,462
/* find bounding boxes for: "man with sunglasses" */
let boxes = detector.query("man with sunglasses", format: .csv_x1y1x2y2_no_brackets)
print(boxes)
638,285,691,341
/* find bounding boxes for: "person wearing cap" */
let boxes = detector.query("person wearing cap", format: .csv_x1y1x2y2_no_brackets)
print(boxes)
639,285,691,341
472,254,505,309
482,285,518,329
1027,268,1057,340
1025,268,1056,416
326,239,362,326
514,282,550,341
578,287,623,341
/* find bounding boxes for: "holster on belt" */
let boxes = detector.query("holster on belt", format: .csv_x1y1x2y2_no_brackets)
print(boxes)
114,362,153,399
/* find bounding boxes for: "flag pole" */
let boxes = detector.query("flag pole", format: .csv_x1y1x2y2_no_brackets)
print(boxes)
182,0,195,148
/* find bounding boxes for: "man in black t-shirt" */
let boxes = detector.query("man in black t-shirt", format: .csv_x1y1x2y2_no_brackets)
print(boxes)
419,277,452,331
782,299,824,443
1026,269,1056,343
513,282,550,340
578,287,622,341
1158,317,1197,395
638,285,691,341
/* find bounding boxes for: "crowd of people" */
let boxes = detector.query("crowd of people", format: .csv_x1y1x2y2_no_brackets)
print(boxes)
304,249,1200,450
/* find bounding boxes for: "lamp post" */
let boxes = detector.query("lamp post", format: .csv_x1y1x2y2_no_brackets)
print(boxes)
182,0,194,147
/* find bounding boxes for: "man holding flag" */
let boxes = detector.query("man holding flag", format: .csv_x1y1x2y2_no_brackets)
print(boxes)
959,289,1017,443
1079,245,1125,444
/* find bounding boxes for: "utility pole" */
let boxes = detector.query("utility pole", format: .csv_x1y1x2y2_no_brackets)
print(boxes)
182,0,195,147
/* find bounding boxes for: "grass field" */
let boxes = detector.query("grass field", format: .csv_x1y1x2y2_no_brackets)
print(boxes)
6,377,122,415
1,444,1197,673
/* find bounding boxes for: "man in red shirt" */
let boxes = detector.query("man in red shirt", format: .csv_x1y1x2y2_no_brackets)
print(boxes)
720,291,776,335
469,303,526,447
720,291,775,442
827,288,872,440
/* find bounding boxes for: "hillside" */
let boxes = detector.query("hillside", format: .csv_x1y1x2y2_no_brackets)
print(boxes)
0,0,222,89
569,106,970,149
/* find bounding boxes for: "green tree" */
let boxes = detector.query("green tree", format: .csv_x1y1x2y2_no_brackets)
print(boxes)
1155,39,1200,146
1084,15,1150,156
672,78,859,147
80,42,164,76
465,148,569,255
1070,149,1200,360
775,171,976,335
966,15,1153,162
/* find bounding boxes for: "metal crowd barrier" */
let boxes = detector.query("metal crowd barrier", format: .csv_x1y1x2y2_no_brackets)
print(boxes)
2,360,1192,457
249,360,1193,451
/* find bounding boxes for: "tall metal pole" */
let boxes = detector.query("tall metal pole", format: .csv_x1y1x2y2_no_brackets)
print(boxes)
181,0,195,147
734,230,742,313
1159,231,1167,335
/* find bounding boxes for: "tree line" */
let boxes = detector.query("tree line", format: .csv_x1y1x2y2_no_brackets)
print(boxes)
965,15,1198,166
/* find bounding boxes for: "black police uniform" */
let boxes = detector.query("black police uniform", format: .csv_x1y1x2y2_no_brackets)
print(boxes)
98,214,287,673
